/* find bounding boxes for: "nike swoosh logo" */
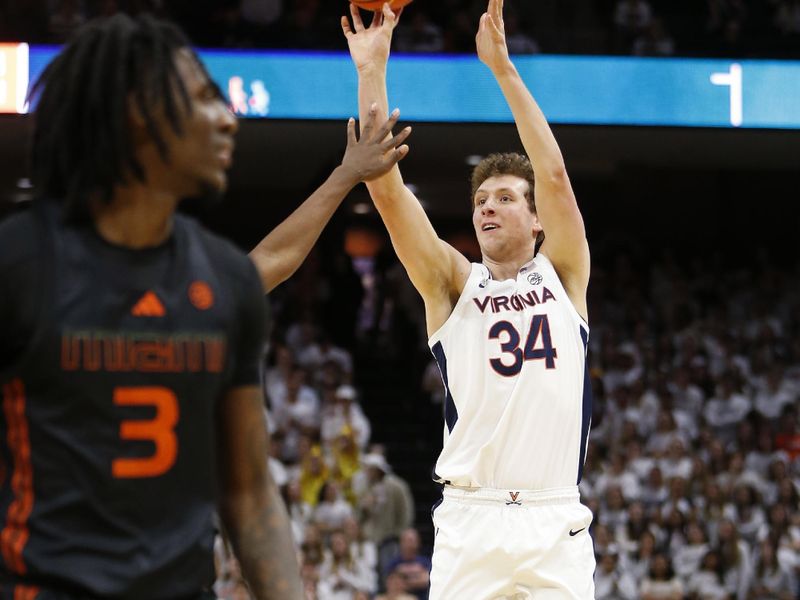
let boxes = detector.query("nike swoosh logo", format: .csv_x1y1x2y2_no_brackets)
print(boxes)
569,527,586,536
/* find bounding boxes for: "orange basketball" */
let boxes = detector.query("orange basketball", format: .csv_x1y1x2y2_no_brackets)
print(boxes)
351,0,413,12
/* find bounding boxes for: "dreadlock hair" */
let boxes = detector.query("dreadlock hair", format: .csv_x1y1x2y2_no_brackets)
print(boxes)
470,152,545,246
29,13,204,222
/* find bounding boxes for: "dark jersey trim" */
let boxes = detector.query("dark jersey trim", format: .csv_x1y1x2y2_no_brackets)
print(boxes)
576,326,592,485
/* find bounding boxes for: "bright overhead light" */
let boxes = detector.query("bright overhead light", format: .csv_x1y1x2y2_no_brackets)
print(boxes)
405,183,418,194
352,202,372,215
466,155,483,166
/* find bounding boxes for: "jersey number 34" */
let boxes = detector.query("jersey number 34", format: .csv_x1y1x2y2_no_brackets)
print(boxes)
489,315,557,376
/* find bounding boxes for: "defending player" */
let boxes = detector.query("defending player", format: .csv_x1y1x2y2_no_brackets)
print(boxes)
342,1,595,597
0,14,409,600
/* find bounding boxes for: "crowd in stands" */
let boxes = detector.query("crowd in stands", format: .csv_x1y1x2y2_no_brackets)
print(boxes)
1,0,799,58
571,249,800,599
212,311,430,599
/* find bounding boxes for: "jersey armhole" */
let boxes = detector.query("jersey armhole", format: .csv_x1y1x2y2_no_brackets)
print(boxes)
428,263,484,347
536,251,589,330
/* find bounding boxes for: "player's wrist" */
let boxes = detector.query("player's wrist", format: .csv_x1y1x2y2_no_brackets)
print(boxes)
490,58,517,79
356,62,388,78
332,164,361,189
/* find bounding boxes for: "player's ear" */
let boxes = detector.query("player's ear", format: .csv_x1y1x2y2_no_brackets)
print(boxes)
531,212,543,237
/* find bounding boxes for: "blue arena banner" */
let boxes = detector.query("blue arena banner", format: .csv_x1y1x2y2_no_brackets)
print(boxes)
17,46,800,130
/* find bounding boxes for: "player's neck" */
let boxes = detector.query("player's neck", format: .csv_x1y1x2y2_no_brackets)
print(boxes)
91,184,178,249
481,247,536,281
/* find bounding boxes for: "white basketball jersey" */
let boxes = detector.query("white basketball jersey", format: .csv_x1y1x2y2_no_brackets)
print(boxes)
428,252,592,490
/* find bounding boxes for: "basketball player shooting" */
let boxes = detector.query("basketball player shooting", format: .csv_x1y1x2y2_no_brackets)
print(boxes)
342,0,595,597
0,13,409,600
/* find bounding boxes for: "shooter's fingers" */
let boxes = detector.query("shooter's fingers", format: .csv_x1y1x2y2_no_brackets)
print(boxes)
341,15,355,38
350,3,366,31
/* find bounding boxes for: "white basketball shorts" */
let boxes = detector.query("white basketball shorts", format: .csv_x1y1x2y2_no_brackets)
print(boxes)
430,485,596,600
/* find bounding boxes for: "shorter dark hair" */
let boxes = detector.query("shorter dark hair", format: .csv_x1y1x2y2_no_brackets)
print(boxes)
471,152,536,213
470,152,543,245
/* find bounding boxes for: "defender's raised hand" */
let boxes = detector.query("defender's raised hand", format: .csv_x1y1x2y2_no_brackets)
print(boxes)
340,104,411,183
476,0,511,74
342,2,402,72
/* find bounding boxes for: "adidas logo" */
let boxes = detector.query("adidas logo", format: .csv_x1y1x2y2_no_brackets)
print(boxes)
131,291,166,317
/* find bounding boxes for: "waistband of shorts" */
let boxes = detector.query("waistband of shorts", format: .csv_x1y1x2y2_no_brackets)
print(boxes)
442,484,580,506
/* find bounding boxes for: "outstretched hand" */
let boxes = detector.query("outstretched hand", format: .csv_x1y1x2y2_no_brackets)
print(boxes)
476,0,511,73
340,104,411,183
341,2,402,72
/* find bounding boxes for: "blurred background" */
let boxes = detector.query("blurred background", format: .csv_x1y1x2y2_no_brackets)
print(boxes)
1,1,799,599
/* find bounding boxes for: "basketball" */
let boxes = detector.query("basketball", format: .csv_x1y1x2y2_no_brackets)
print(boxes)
351,0,413,12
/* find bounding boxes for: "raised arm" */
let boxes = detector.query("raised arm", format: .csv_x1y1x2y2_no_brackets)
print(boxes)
342,4,470,334
477,0,590,318
249,110,411,293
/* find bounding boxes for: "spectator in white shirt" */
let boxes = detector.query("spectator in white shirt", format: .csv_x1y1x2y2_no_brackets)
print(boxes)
673,521,710,583
723,484,766,547
625,438,655,481
595,452,641,499
603,485,629,532
343,517,378,573
659,438,693,480
615,500,650,554
318,530,375,599
668,366,706,419
273,366,321,461
753,365,796,422
640,553,684,599
687,550,730,600
621,529,657,582
717,518,753,600
285,479,313,546
646,409,690,456
639,465,669,511
748,538,797,600
595,545,638,600
321,385,371,450
314,482,355,536
745,426,788,476
704,378,752,444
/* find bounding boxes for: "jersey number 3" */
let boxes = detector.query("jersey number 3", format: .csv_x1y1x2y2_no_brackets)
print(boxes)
112,386,179,479
489,315,557,376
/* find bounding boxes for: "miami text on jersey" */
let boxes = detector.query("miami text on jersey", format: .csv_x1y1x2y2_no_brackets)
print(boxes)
61,331,227,373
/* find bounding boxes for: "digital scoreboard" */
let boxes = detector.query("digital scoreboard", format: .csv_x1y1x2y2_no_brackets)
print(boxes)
6,45,800,130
